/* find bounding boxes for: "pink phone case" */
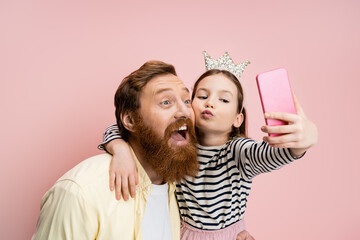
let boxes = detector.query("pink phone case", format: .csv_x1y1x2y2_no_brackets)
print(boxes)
256,68,296,136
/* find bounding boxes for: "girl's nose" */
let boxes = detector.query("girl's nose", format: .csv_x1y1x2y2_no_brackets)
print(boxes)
205,99,214,108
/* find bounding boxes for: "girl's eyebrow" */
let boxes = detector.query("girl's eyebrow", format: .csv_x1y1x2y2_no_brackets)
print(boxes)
196,88,208,92
219,90,234,97
197,87,233,97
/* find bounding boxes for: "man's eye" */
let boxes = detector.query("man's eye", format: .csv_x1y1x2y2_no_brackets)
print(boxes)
161,100,170,105
184,99,191,104
220,99,229,103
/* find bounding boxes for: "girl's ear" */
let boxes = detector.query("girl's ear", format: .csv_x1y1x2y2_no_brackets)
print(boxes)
121,112,135,132
233,113,244,128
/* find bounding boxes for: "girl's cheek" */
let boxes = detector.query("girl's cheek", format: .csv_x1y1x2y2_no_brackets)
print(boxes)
191,100,200,112
191,100,195,108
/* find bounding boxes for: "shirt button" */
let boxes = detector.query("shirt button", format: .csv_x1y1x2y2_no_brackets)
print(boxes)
137,210,141,215
146,186,150,191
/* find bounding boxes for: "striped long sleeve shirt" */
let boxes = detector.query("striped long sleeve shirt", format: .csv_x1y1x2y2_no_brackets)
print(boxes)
176,138,301,230
99,124,302,230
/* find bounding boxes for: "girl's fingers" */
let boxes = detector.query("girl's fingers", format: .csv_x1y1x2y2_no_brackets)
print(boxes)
115,175,121,200
292,93,305,116
265,112,300,123
261,124,297,134
269,141,298,149
264,134,299,145
128,175,137,198
109,172,115,191
134,171,139,186
236,230,255,240
121,176,129,201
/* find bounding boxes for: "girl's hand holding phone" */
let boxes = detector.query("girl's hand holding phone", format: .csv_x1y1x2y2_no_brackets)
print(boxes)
261,94,318,157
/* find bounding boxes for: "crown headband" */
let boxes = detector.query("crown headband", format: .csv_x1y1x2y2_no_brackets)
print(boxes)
203,51,250,78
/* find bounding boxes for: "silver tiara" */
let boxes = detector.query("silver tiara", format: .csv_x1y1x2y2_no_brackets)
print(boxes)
203,51,250,78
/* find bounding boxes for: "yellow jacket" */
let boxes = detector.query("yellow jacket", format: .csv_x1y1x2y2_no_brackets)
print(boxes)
32,151,180,240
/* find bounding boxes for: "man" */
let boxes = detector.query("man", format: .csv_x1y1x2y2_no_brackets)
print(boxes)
33,60,255,239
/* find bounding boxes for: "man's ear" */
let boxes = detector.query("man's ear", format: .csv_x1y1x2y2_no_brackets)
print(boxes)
121,112,136,132
233,113,244,128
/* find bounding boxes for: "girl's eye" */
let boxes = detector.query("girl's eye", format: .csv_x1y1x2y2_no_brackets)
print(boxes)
197,96,207,100
184,99,191,104
220,99,229,103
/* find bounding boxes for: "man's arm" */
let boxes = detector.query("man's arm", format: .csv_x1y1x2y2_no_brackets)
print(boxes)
33,181,98,240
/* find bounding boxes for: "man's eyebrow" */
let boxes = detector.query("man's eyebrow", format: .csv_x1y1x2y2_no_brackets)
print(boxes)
155,87,189,95
155,88,171,95
183,87,190,93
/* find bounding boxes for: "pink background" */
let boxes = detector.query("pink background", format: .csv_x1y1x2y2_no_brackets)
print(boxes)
1,0,359,239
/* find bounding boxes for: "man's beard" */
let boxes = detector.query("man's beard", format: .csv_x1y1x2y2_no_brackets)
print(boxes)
133,114,198,182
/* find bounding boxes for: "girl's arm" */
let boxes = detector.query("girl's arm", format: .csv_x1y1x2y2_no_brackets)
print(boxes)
234,138,299,180
98,124,122,151
236,95,317,179
99,124,138,201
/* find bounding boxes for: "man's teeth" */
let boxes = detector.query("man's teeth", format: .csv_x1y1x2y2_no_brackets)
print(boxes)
178,125,187,131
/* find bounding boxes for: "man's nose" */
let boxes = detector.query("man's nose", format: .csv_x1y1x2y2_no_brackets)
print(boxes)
174,101,191,119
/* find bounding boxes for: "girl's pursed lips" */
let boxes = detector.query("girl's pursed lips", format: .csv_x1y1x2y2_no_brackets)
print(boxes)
201,110,214,118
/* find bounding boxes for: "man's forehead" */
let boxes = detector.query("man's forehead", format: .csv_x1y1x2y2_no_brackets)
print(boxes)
146,74,189,95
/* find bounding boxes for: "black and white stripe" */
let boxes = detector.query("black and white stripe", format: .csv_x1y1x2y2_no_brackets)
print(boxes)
100,126,301,230
98,124,121,151
176,138,299,230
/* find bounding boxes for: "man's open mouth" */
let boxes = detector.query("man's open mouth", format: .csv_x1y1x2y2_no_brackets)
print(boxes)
178,125,187,138
169,124,189,146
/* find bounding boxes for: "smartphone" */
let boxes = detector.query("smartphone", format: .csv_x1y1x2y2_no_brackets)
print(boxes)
256,68,296,136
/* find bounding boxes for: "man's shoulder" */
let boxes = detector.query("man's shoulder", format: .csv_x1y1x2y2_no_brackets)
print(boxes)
57,153,112,187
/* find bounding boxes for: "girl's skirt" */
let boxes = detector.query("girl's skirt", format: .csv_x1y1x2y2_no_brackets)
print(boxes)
180,219,246,240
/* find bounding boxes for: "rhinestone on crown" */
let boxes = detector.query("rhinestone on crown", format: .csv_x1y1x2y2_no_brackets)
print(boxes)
203,51,250,78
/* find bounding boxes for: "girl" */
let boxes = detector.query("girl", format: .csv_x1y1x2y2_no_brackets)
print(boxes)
100,52,317,239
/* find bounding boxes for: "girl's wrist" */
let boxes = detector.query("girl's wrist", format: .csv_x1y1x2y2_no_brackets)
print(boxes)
106,139,128,155
289,148,306,158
